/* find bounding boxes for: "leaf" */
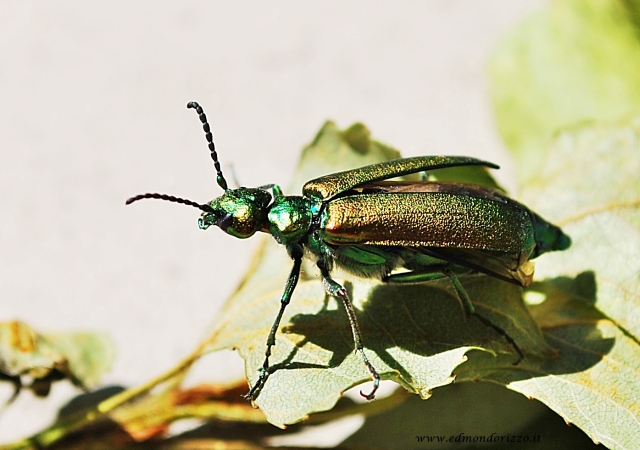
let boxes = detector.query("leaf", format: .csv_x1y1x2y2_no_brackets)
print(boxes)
490,4,640,445
490,0,640,181
106,381,267,442
205,122,549,427
521,119,640,341
0,321,114,402
457,284,639,450
343,383,599,450
454,118,640,450
428,165,505,191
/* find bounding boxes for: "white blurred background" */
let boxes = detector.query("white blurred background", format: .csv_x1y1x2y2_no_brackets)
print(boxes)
0,1,544,443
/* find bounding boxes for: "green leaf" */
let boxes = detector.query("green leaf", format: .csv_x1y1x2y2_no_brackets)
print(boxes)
205,122,549,427
428,165,505,191
490,0,640,180
457,286,639,450
455,118,640,450
520,118,640,341
293,121,403,188
0,321,114,401
344,383,599,450
490,1,640,446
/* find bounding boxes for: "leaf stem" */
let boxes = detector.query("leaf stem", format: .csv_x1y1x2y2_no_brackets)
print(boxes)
0,341,210,450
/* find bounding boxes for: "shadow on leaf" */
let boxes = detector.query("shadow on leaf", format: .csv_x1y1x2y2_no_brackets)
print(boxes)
271,271,613,395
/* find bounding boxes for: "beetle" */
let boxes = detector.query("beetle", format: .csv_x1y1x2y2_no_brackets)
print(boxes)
127,102,571,400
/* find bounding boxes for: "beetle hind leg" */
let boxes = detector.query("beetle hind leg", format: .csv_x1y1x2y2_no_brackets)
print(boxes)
317,260,381,400
443,270,524,363
471,312,524,364
385,267,523,363
442,270,524,363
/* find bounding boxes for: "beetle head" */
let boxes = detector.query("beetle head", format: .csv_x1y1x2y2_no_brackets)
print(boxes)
126,102,274,239
199,187,272,239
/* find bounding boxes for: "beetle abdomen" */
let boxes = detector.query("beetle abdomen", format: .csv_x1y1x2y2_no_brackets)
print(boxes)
320,193,536,253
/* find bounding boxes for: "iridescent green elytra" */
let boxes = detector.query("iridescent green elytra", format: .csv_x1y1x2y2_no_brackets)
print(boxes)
127,102,571,401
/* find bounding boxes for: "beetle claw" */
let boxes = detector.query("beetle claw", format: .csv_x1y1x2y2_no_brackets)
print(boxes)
359,384,378,401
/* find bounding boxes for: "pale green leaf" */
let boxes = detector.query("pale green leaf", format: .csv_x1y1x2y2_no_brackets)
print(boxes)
458,285,640,450
520,118,640,340
454,119,640,450
491,4,640,444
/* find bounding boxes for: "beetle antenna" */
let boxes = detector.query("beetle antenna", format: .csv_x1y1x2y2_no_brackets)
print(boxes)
186,101,229,191
126,193,214,213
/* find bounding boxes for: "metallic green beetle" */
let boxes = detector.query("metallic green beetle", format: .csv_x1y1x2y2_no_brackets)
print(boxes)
127,102,571,400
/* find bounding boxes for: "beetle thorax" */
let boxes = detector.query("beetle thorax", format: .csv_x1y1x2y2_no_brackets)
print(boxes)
267,196,317,245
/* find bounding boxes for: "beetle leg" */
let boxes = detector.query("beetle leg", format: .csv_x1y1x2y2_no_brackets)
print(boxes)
385,267,524,363
385,265,475,317
317,260,381,401
245,246,303,400
440,270,524,363
471,311,524,364
258,183,284,197
442,268,475,318
444,270,524,364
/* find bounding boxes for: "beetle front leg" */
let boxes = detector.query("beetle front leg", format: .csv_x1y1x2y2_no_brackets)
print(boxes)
245,246,303,400
317,260,381,400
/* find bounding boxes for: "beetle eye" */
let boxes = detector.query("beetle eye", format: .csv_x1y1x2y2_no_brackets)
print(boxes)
217,212,234,232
